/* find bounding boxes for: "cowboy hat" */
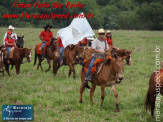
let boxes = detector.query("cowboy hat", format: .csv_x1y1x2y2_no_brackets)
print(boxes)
8,25,15,30
44,24,52,30
98,28,105,34
106,30,111,33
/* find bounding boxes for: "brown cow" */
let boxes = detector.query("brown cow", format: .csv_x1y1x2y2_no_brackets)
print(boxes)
79,55,127,112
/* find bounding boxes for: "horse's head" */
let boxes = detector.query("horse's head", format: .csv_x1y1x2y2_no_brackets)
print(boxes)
114,54,126,84
24,48,32,62
76,46,93,65
76,46,86,65
125,50,132,65
16,36,24,48
50,38,57,50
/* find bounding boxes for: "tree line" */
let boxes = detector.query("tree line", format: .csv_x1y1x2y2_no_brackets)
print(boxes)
0,0,163,30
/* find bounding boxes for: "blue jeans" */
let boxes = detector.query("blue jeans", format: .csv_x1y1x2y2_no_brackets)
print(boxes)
42,41,47,58
6,47,11,60
59,47,64,63
85,56,96,79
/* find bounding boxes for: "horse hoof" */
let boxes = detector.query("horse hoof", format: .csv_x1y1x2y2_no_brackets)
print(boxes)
116,109,120,112
100,104,103,107
79,100,82,103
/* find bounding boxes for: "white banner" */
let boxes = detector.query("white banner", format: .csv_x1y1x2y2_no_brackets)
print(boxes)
58,12,95,47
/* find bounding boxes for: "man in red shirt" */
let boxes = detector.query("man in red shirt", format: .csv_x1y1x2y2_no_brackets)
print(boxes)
5,31,17,63
39,24,53,59
57,36,64,65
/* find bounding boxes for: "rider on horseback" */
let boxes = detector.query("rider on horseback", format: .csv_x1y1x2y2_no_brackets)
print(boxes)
84,28,110,88
4,31,17,64
3,25,17,46
39,24,53,59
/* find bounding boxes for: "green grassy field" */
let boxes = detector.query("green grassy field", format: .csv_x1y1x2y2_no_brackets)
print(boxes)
0,27,163,122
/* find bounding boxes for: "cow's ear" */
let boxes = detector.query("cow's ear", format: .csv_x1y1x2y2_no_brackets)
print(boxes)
22,35,24,38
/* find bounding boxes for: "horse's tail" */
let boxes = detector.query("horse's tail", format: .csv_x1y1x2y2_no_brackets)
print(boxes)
145,89,151,111
33,47,37,66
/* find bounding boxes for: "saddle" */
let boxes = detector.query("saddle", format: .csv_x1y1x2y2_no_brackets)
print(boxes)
4,47,15,59
83,55,112,74
36,41,51,55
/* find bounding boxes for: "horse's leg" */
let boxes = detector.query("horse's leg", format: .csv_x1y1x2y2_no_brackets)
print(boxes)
37,56,40,70
90,83,96,105
53,59,59,75
111,84,120,112
100,84,105,106
15,64,20,74
45,59,51,72
38,56,43,71
79,83,85,103
68,63,75,79
79,70,86,103
68,68,72,77
2,71,4,77
5,64,10,76
72,65,76,79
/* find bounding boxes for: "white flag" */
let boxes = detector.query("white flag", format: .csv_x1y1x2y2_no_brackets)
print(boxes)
59,12,95,47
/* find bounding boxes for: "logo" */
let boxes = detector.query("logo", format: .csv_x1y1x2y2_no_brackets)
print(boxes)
71,27,81,39
2,105,33,121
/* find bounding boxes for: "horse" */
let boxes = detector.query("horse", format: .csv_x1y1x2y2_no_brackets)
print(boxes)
33,38,57,72
16,36,24,48
4,48,32,76
0,45,5,77
145,69,163,117
10,36,25,70
53,43,84,78
79,54,127,112
77,46,132,66
111,48,132,65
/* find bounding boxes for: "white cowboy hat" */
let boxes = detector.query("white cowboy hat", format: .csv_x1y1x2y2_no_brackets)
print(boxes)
106,30,111,33
98,28,105,34
8,25,15,30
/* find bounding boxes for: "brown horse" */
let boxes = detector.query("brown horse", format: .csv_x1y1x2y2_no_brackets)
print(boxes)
79,55,126,112
78,47,132,66
0,45,5,77
145,69,163,117
34,38,57,72
4,48,32,76
111,48,132,65
53,43,83,78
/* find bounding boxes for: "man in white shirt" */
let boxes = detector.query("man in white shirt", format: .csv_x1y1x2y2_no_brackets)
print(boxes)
84,28,110,88
3,25,18,45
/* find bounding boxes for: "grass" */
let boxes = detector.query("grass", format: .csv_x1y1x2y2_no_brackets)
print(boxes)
0,27,163,122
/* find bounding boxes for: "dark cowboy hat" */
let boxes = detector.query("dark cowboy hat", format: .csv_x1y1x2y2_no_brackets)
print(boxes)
44,24,52,30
